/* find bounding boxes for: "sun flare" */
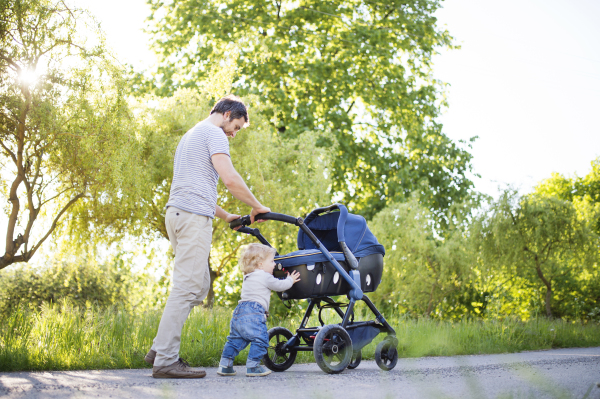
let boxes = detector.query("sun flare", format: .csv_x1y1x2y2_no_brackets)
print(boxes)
18,69,41,86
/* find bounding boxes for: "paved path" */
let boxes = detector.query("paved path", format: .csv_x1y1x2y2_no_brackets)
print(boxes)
1,347,599,399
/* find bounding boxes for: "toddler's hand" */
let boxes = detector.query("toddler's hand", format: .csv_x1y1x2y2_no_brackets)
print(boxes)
289,270,301,284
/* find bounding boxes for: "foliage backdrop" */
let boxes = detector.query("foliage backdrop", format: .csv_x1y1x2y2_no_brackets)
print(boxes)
0,0,598,324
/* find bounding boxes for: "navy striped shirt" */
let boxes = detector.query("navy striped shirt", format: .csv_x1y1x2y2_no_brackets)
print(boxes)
166,120,230,218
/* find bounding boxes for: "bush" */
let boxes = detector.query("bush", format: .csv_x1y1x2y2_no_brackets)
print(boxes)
0,256,161,314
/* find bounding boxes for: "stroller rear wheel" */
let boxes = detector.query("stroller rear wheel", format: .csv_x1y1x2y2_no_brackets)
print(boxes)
313,324,353,374
347,350,362,369
264,327,297,372
375,339,398,371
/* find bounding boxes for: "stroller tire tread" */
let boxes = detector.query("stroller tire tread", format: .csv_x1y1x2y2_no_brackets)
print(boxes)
347,350,362,369
313,324,353,374
263,327,297,372
374,339,398,371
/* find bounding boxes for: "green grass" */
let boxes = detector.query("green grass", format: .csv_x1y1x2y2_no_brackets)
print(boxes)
1,300,600,372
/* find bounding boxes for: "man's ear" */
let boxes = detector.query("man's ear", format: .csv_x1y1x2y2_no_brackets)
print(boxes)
223,111,231,121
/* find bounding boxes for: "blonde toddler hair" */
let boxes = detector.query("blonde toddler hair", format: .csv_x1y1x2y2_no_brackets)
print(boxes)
238,243,276,275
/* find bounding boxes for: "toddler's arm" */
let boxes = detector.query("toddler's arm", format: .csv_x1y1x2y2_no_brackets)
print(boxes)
266,270,301,292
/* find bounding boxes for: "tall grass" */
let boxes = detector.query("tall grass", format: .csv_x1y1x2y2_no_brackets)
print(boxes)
1,301,600,372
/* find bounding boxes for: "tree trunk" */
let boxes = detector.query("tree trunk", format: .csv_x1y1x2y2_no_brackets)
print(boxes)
426,283,436,316
203,256,217,308
545,283,553,318
535,263,553,318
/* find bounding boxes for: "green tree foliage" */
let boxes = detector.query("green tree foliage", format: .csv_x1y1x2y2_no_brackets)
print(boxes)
0,0,140,269
534,157,600,234
473,190,599,318
368,196,473,317
0,254,158,314
64,87,333,308
142,0,476,223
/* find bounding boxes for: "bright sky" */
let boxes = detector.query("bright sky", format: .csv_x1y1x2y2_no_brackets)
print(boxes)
433,0,600,197
1,0,599,255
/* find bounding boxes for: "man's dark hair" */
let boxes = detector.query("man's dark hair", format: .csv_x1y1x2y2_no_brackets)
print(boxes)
210,94,249,124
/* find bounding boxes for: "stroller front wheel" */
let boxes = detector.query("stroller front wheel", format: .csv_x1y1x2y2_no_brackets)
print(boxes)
313,324,353,374
347,350,362,369
375,339,398,371
264,327,297,372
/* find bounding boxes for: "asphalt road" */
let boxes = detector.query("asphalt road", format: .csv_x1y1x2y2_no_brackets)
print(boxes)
1,347,599,399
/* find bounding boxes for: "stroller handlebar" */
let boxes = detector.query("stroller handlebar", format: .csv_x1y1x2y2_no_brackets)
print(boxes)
255,212,300,225
229,215,251,229
229,212,300,229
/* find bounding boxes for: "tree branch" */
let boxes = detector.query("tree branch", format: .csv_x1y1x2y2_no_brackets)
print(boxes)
4,169,24,262
27,190,87,261
39,185,74,207
346,100,356,114
0,139,18,164
217,239,249,274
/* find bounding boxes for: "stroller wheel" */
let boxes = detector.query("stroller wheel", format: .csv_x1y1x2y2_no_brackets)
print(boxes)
264,327,297,372
347,350,362,369
375,339,398,371
313,324,353,374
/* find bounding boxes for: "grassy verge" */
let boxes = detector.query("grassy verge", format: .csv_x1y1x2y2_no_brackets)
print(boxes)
1,301,600,372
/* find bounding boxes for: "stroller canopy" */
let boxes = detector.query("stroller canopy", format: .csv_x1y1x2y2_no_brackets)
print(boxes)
297,208,385,258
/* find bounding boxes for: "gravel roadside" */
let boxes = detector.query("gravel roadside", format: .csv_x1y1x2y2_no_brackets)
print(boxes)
1,347,599,399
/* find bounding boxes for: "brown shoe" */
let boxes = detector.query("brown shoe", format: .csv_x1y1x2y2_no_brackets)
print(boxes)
152,358,206,379
144,349,156,365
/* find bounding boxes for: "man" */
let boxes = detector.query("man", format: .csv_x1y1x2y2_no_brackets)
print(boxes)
145,95,271,378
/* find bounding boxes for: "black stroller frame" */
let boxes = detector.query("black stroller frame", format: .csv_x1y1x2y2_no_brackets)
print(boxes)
230,204,399,374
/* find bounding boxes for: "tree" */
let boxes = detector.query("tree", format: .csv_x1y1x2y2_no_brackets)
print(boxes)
141,0,476,223
534,157,600,234
477,191,597,318
368,195,473,317
0,0,139,269
64,88,334,308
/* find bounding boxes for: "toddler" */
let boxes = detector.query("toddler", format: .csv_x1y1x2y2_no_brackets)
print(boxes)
217,243,301,377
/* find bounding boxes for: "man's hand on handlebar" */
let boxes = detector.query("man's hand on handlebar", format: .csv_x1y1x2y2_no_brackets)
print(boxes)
224,213,242,230
250,205,271,224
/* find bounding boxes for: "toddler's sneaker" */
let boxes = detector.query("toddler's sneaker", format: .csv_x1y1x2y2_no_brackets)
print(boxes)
246,365,271,377
217,365,237,376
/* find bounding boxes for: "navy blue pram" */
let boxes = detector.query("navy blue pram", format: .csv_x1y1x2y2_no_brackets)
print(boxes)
230,204,398,374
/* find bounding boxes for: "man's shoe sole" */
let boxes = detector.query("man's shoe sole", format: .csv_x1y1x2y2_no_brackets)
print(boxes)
246,370,272,377
217,371,237,376
152,372,207,379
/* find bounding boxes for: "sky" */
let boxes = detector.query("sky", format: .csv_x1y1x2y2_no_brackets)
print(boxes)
1,0,599,255
432,0,600,196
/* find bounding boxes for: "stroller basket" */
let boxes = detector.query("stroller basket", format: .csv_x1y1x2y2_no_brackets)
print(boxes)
347,324,381,352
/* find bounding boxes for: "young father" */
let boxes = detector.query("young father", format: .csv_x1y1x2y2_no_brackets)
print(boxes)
144,95,271,378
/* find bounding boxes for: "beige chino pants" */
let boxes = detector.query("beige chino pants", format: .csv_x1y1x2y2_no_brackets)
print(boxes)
151,206,212,367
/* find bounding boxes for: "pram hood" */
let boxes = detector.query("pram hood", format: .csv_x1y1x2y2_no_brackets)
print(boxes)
297,208,385,258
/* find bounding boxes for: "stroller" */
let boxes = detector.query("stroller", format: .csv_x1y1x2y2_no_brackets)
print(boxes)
230,204,398,374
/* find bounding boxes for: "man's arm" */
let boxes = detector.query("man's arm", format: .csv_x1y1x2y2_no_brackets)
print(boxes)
215,205,240,223
212,153,270,223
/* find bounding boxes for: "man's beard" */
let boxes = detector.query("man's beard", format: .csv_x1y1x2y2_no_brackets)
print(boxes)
220,119,233,136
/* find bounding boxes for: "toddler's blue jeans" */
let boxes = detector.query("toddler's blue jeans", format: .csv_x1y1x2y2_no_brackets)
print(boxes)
219,301,268,368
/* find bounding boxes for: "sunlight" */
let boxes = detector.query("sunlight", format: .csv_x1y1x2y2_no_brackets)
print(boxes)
18,68,41,86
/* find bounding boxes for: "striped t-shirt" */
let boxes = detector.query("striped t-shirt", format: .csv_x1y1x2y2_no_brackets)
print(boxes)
166,120,230,218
